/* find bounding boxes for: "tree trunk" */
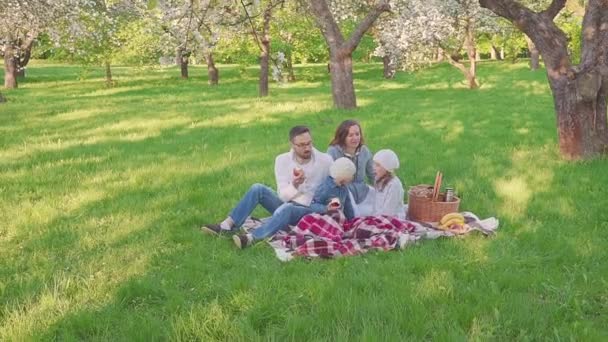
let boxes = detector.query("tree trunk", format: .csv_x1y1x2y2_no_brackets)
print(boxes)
500,47,505,60
445,54,479,89
180,55,188,79
490,45,501,60
105,61,113,86
16,37,34,79
205,52,219,85
464,18,479,89
4,44,18,89
437,47,444,62
549,73,608,158
259,39,270,96
286,51,296,82
479,0,608,159
16,62,25,78
0,91,5,103
525,35,540,70
383,55,394,79
329,51,357,109
308,0,389,109
444,17,479,89
258,4,272,97
475,50,481,61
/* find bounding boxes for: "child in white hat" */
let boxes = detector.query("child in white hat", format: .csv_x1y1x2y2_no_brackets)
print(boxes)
372,149,406,219
308,157,357,220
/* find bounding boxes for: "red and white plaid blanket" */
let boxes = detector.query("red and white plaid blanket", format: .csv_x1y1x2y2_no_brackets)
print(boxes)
271,211,417,259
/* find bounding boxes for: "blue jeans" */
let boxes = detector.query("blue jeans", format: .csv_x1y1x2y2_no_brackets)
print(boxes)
251,203,313,240
229,183,284,227
228,183,313,241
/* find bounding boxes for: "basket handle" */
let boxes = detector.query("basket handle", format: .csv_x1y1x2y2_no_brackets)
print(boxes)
432,171,442,202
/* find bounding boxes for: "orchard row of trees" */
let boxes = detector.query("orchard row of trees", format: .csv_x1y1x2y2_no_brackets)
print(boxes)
1,0,607,160
2,1,583,95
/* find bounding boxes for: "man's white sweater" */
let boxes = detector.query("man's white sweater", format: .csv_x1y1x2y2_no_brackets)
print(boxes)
274,148,332,206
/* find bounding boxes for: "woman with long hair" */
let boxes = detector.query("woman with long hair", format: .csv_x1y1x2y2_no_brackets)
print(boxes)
327,120,376,216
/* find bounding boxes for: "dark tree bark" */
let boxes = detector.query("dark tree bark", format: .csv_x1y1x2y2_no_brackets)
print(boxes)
285,50,296,82
15,35,35,78
180,55,188,79
383,55,395,79
525,35,540,70
180,58,188,79
258,3,272,97
241,0,281,97
104,61,113,85
308,0,389,109
175,48,188,79
479,0,608,159
4,44,18,89
205,52,219,85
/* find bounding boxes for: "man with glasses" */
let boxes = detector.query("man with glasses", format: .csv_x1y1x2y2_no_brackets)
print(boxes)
201,126,333,249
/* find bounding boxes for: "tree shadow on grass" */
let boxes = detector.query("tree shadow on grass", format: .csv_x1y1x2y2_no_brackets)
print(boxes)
0,105,359,338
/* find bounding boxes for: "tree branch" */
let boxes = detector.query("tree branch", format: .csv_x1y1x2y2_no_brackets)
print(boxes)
308,0,345,50
479,0,571,73
240,0,265,52
445,53,468,74
541,0,567,19
478,0,532,24
343,0,390,53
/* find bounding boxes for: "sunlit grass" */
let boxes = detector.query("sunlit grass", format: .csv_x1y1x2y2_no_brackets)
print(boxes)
1,60,607,340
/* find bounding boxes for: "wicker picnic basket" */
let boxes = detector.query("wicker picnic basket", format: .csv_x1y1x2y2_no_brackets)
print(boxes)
407,184,460,222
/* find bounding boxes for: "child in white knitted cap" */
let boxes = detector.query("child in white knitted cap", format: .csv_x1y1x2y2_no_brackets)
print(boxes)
372,149,406,219
308,157,357,220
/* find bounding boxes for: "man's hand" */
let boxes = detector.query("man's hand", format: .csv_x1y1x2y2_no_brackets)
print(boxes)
292,173,306,188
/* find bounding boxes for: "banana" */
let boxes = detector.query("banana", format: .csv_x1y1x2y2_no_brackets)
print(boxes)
440,212,464,225
442,217,465,228
438,223,450,230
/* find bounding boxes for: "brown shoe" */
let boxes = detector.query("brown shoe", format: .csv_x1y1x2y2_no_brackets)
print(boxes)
200,224,224,236
233,234,253,249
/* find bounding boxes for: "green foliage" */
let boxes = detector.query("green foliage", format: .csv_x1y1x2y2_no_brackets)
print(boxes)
30,34,56,60
214,34,258,65
339,20,379,63
351,33,378,63
556,11,583,64
483,18,528,62
271,8,329,64
113,18,163,66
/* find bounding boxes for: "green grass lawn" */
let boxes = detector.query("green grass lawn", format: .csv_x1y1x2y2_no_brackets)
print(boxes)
1,60,607,340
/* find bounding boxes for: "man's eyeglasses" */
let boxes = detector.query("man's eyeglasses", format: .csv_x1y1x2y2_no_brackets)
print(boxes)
293,141,313,148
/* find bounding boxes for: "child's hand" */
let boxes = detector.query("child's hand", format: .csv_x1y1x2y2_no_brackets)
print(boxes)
327,197,341,211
